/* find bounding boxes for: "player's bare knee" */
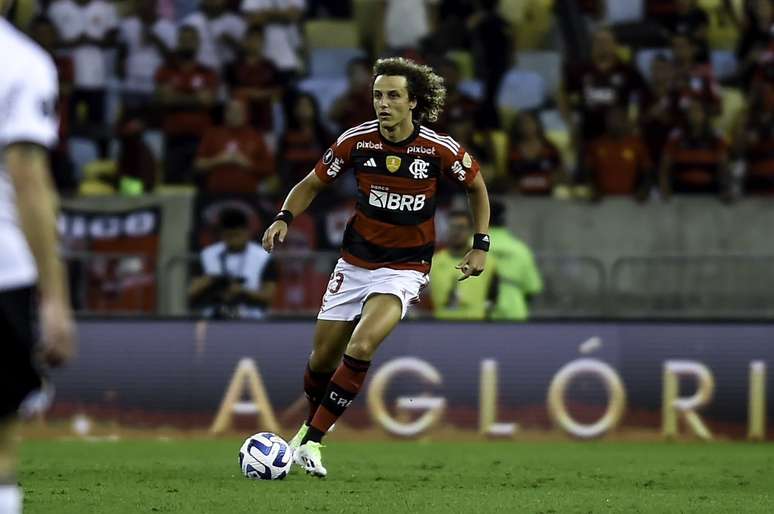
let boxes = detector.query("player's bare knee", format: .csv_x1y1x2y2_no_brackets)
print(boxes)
308,350,340,372
346,335,380,360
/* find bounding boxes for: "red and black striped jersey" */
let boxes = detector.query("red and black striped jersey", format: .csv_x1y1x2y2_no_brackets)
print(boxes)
313,120,480,273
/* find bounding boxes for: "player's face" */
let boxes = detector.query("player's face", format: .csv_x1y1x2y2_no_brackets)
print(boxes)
373,75,417,129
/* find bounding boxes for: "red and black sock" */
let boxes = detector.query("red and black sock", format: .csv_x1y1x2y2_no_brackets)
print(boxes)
303,354,371,444
303,363,335,425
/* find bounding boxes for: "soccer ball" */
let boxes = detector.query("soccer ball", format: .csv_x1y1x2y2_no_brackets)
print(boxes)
238,432,293,480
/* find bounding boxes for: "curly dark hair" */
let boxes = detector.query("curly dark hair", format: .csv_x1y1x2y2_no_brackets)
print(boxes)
372,57,446,123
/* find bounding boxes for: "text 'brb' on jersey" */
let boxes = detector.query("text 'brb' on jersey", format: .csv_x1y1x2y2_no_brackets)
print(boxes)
314,120,480,273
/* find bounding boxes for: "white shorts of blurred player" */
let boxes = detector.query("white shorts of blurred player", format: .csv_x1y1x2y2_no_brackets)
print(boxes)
317,258,428,322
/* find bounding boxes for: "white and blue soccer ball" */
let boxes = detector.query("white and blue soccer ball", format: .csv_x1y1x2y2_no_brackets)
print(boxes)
238,432,293,480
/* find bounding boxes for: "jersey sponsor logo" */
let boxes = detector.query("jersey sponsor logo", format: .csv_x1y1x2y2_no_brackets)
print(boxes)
408,158,430,179
363,157,378,167
407,145,435,156
386,155,401,173
322,148,334,165
368,187,426,212
356,140,383,150
327,157,344,177
451,160,466,181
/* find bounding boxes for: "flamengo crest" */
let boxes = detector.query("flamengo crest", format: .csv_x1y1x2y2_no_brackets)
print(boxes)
408,158,430,179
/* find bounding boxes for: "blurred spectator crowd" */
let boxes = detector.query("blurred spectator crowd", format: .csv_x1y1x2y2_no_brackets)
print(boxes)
25,0,773,320
10,0,774,203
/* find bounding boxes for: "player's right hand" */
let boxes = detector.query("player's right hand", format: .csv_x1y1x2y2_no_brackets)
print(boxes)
262,220,287,253
40,297,76,367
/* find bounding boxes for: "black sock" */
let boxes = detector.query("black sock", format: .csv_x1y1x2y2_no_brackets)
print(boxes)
302,425,325,444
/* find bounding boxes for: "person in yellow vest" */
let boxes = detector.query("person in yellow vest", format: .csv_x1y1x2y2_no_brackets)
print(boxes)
488,201,542,320
430,210,497,320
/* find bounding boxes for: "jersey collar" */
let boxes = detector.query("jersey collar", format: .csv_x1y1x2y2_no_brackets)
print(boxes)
378,122,421,147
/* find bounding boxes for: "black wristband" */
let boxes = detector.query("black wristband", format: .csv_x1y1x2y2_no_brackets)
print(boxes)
273,210,294,226
472,233,490,252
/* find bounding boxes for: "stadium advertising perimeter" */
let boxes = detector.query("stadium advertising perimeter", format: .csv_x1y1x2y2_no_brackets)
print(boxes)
47,321,773,440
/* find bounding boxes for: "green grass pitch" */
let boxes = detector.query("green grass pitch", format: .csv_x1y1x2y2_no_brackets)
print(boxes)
19,439,774,513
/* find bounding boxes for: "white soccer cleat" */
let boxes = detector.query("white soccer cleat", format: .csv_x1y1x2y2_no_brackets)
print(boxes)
293,442,327,478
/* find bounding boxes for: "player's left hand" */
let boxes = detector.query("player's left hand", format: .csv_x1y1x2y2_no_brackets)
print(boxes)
456,249,486,281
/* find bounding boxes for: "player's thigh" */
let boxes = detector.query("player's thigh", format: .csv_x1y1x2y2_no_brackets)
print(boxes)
346,293,403,360
310,319,356,371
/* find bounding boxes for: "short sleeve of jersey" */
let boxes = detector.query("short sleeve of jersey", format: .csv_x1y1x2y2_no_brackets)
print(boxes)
442,144,480,187
313,141,352,184
0,57,58,150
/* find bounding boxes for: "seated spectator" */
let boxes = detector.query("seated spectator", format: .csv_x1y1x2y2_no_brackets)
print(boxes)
660,100,731,199
188,208,277,319
737,0,774,87
641,54,681,161
733,82,774,194
195,99,275,193
671,33,721,114
657,0,710,61
226,25,282,135
468,0,513,129
585,107,652,200
429,210,497,320
118,0,177,110
48,0,119,157
488,201,542,321
377,0,438,53
646,0,680,28
29,15,77,193
116,110,158,193
278,92,332,194
182,0,246,74
329,57,375,132
155,26,219,184
431,57,480,134
240,0,305,83
430,59,491,200
502,111,565,196
750,38,774,92
420,0,473,55
560,27,649,154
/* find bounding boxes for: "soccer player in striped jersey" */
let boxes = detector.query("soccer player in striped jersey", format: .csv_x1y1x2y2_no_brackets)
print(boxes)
262,57,490,477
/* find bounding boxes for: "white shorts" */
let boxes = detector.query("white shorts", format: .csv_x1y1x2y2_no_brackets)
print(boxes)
317,259,429,321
